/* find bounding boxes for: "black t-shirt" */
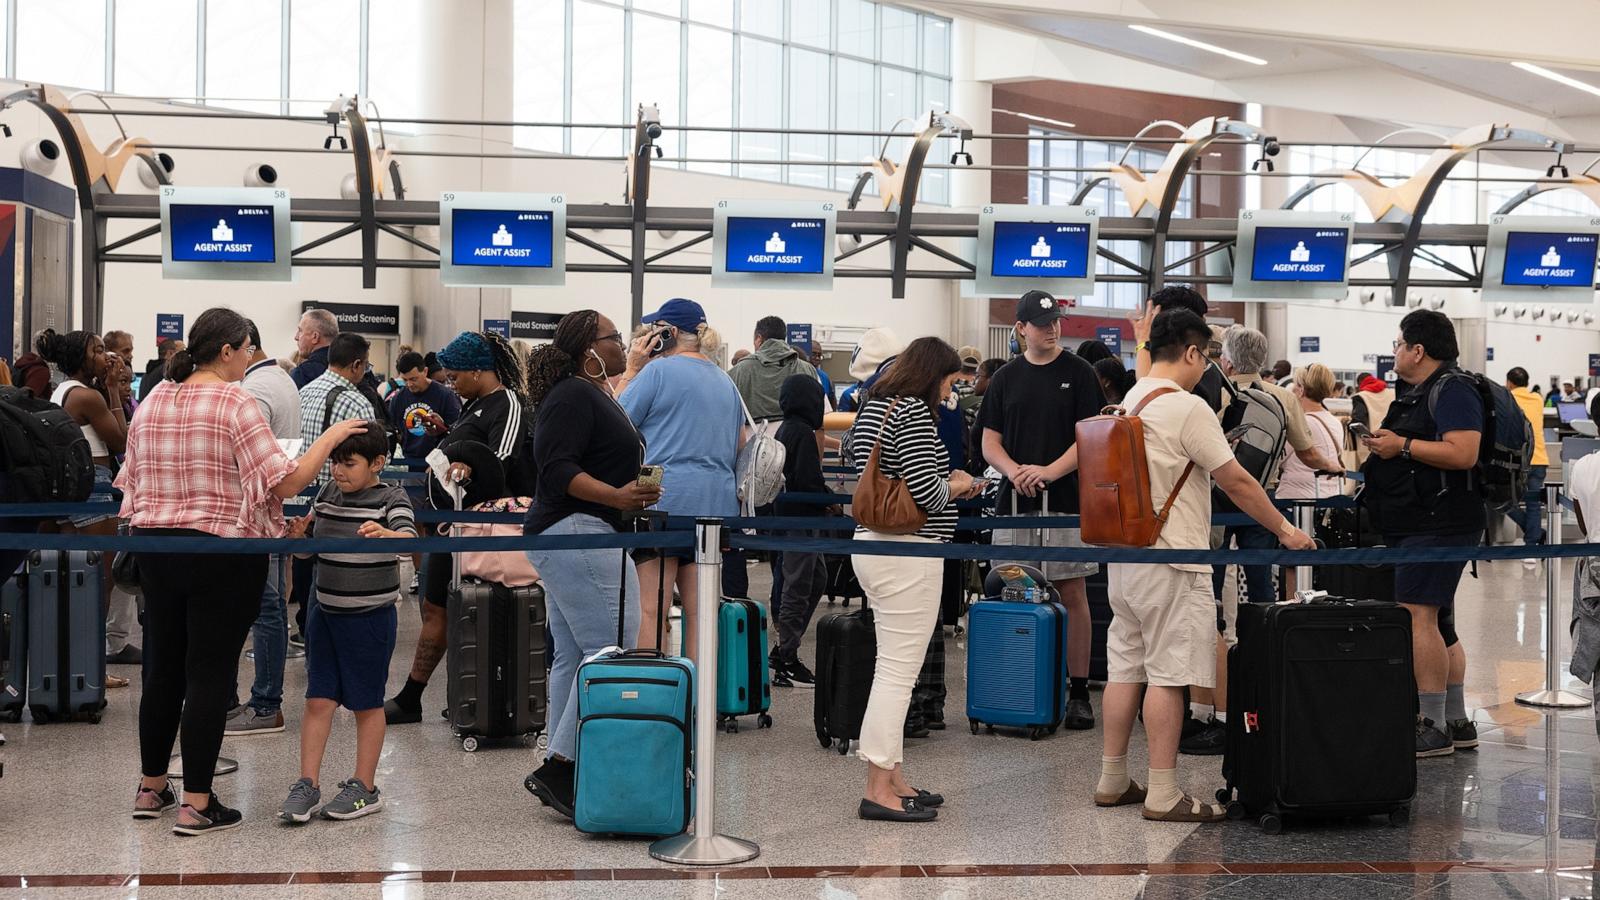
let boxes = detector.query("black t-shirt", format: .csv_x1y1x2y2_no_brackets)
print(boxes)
978,349,1105,513
1194,362,1225,413
523,376,644,535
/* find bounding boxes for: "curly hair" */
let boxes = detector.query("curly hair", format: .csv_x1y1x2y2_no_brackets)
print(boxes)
525,309,601,407
480,330,527,401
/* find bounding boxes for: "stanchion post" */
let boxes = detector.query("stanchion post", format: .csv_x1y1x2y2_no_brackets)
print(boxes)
650,519,760,866
1294,501,1315,594
1517,481,1588,708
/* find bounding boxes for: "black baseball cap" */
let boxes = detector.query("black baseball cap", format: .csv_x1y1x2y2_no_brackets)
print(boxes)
1016,290,1065,326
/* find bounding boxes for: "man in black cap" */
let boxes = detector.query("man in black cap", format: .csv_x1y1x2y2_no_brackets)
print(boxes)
980,290,1107,730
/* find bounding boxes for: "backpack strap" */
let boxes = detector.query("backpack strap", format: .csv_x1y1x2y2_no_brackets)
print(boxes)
322,383,351,432
1127,387,1197,529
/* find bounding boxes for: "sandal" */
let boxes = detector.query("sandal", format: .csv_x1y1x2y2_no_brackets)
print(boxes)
1142,793,1226,823
107,673,130,689
1093,780,1147,808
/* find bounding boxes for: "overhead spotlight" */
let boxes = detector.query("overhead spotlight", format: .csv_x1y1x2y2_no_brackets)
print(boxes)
1533,306,1547,320
1567,308,1582,322
638,103,663,141
244,163,278,188
1359,289,1376,305
339,172,360,200
1406,293,1422,308
1494,304,1509,316
20,138,59,176
1252,135,1280,172
837,233,862,256
136,151,176,189
1513,306,1528,319
1429,296,1446,310
1585,311,1595,324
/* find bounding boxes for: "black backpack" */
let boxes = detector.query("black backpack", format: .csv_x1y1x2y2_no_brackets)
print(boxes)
0,386,94,502
1428,370,1532,515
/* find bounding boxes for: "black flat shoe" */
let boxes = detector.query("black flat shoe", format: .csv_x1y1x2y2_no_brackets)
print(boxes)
903,719,930,739
898,788,944,808
859,797,936,822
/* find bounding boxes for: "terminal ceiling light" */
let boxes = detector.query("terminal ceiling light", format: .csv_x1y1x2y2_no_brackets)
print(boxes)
1511,61,1600,99
1127,25,1268,66
995,109,1076,130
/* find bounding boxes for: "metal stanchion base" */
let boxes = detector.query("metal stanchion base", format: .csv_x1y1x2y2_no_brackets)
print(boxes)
168,755,238,778
649,832,760,866
1515,689,1591,709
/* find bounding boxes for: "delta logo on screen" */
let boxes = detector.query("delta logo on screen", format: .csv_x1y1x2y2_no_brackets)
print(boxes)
169,203,276,263
725,216,827,274
1501,231,1598,288
452,209,555,268
1251,226,1349,283
990,221,1091,278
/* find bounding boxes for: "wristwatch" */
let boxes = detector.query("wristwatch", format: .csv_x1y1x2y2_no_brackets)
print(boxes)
1400,437,1413,460
1135,341,1149,352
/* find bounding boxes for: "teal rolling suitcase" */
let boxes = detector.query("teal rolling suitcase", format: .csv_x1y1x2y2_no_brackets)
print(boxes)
572,544,695,837
715,597,772,733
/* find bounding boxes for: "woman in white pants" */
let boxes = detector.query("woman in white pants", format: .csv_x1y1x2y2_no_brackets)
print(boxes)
844,337,981,822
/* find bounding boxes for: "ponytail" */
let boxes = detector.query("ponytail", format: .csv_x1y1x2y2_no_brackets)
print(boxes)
173,307,250,383
525,309,600,408
166,348,197,383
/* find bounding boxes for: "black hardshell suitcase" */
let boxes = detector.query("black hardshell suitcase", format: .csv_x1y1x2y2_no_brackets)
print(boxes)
446,579,547,751
0,571,25,722
1220,598,1415,833
814,604,875,754
823,554,864,606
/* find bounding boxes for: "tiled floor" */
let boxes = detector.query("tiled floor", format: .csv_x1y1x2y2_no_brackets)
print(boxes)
1,555,1596,899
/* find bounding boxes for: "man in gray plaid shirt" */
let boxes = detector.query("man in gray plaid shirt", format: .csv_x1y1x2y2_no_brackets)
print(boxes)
299,333,378,484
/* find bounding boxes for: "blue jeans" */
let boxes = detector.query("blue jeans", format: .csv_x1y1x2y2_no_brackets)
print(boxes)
525,514,640,762
1508,465,1548,548
244,554,288,714
1212,524,1279,605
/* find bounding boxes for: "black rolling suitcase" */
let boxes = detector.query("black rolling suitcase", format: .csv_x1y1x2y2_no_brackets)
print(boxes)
1313,504,1395,602
814,603,875,754
1219,597,1415,833
0,570,25,722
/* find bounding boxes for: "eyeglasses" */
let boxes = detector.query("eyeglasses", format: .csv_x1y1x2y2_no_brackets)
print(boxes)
1392,339,1408,352
596,331,624,346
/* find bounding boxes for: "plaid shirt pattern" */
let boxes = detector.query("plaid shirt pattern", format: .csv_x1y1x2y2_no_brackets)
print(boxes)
299,370,375,482
115,381,297,538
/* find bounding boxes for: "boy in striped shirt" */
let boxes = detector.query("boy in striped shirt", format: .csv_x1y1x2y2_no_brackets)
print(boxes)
279,422,417,824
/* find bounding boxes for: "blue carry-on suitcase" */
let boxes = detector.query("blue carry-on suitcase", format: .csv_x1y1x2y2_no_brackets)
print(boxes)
572,526,695,837
26,550,106,723
0,571,24,722
716,597,772,733
965,597,1068,739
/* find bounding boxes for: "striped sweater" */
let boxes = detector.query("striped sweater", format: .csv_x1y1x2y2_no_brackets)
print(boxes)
842,396,956,542
307,481,417,612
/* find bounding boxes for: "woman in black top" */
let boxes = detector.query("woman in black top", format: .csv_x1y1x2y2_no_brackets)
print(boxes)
843,338,983,823
519,310,661,819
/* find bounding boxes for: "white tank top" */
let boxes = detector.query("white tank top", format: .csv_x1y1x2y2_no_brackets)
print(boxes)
50,379,112,458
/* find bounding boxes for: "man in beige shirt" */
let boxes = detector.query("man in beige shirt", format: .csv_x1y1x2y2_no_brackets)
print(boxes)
1092,309,1313,823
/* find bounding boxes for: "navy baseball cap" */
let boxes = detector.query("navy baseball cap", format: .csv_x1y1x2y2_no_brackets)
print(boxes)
1016,290,1064,326
641,298,707,332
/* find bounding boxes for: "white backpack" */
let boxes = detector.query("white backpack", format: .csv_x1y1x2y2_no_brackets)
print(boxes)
734,397,787,514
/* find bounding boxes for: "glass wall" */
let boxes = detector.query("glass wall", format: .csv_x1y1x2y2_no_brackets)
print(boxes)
512,0,954,202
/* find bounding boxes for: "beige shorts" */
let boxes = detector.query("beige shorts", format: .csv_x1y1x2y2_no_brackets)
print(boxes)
1106,564,1217,688
991,515,1099,581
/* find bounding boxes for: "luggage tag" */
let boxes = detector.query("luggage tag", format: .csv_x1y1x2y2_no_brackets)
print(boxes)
1243,711,1260,733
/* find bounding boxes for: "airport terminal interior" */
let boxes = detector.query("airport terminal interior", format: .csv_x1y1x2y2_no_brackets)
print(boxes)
8,0,1600,897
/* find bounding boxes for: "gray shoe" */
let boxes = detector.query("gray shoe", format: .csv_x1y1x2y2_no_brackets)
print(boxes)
319,778,383,820
225,708,285,735
278,778,321,824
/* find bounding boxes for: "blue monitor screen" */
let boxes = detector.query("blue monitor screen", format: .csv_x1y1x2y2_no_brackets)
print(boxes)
1501,231,1598,287
451,208,555,268
169,203,277,263
1250,226,1349,283
990,221,1092,279
724,216,828,274
1560,401,1589,424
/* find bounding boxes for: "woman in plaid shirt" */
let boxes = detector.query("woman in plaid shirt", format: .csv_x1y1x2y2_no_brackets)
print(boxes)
116,307,367,837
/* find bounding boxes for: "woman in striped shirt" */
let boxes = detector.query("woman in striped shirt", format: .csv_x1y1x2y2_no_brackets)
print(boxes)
843,337,984,823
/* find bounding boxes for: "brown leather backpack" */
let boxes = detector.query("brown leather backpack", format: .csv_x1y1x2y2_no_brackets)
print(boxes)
853,399,929,535
1075,388,1196,548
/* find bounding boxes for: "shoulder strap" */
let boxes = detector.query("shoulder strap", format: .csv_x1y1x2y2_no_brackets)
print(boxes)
1122,387,1197,529
1130,387,1178,416
322,383,350,432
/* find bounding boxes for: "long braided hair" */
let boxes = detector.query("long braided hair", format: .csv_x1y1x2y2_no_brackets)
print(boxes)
525,310,600,408
480,329,527,402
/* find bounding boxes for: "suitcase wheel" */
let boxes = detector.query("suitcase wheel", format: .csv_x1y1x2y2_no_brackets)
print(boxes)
1215,788,1231,805
968,719,980,735
818,732,833,749
836,740,849,755
461,736,480,753
1258,813,1283,835
757,713,772,729
1225,801,1246,821
28,706,48,724
1028,726,1045,741
86,711,102,724
0,710,20,724
724,718,739,735
985,724,995,735
1387,807,1409,828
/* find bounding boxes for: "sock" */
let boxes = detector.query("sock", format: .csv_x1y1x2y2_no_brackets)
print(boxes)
1189,702,1214,720
1070,677,1091,702
1095,755,1130,798
1420,690,1447,731
1214,711,1227,724
394,677,427,711
1445,683,1467,723
1144,767,1183,814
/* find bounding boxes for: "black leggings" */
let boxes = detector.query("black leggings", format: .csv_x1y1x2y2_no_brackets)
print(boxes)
136,533,268,794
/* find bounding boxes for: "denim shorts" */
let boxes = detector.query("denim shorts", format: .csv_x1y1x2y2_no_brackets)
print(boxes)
305,601,398,711
63,464,116,529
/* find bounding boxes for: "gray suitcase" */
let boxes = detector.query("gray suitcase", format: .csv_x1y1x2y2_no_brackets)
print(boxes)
445,580,547,751
0,573,24,721
26,550,106,723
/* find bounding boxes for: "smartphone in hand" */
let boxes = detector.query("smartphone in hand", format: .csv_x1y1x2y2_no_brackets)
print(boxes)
637,464,664,488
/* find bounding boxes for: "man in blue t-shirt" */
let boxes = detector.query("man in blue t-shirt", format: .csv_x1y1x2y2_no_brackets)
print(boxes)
1361,310,1484,760
387,350,463,460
